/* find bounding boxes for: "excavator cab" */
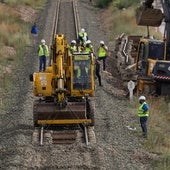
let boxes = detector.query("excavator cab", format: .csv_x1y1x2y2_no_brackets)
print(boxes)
136,38,165,77
71,52,95,97
73,54,91,89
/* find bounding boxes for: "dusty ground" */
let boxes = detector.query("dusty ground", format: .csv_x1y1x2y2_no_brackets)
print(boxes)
0,0,157,169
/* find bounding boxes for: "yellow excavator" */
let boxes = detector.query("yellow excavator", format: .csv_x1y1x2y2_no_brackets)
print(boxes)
30,34,95,144
135,0,170,95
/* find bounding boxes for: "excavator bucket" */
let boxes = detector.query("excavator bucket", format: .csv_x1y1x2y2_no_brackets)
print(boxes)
136,6,164,26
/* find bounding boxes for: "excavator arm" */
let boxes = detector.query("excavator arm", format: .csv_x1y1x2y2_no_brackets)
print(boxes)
143,0,154,8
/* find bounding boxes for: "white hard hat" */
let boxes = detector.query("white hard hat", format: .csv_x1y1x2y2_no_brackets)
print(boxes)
71,40,76,44
139,96,146,101
86,40,91,44
41,39,46,44
100,40,104,45
81,28,85,33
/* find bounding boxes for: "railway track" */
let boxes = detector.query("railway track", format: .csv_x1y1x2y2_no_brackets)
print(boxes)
32,0,96,146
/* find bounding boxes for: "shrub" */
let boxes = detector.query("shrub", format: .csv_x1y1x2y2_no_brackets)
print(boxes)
96,0,112,8
113,0,139,9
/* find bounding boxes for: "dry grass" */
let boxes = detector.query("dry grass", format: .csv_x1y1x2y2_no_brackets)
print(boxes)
147,97,170,152
0,0,45,88
0,3,20,20
99,4,163,42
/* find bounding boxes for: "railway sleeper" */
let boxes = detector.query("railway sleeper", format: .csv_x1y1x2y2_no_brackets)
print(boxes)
32,126,96,145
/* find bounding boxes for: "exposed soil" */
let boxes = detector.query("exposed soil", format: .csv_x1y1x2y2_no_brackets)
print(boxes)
0,0,157,169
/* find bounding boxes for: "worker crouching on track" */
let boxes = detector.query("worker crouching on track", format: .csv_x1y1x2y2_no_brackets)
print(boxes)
38,39,49,72
138,96,149,138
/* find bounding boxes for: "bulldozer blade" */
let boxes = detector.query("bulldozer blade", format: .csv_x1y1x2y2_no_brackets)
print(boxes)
136,7,164,26
33,101,89,127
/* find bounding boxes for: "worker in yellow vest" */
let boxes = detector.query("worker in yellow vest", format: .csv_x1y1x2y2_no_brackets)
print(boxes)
38,39,49,72
97,40,108,71
69,40,77,54
138,96,149,138
85,40,94,53
78,28,88,46
77,64,89,78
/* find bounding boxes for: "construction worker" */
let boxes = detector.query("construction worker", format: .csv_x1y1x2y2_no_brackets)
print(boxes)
77,62,89,78
38,39,49,72
31,22,38,35
85,40,94,53
69,40,77,54
97,40,108,71
95,59,102,86
78,28,88,46
138,96,149,138
31,22,38,44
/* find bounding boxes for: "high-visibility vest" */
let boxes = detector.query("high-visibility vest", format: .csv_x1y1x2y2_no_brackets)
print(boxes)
138,102,149,117
69,45,77,52
85,45,94,53
77,67,88,77
38,45,49,57
79,32,88,41
85,47,91,53
98,46,107,58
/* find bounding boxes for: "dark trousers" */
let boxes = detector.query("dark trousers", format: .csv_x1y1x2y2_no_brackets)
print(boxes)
140,116,148,134
96,71,101,86
98,56,106,71
39,55,46,72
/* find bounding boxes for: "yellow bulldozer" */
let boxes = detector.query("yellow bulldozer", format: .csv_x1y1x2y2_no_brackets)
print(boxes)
30,34,96,144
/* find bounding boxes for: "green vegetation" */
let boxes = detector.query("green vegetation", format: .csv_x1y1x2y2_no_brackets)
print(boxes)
96,0,112,8
96,0,138,9
112,0,139,9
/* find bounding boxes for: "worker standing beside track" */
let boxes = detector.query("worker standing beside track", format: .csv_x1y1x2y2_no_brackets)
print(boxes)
97,40,108,71
95,59,102,86
38,39,49,72
138,96,149,138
